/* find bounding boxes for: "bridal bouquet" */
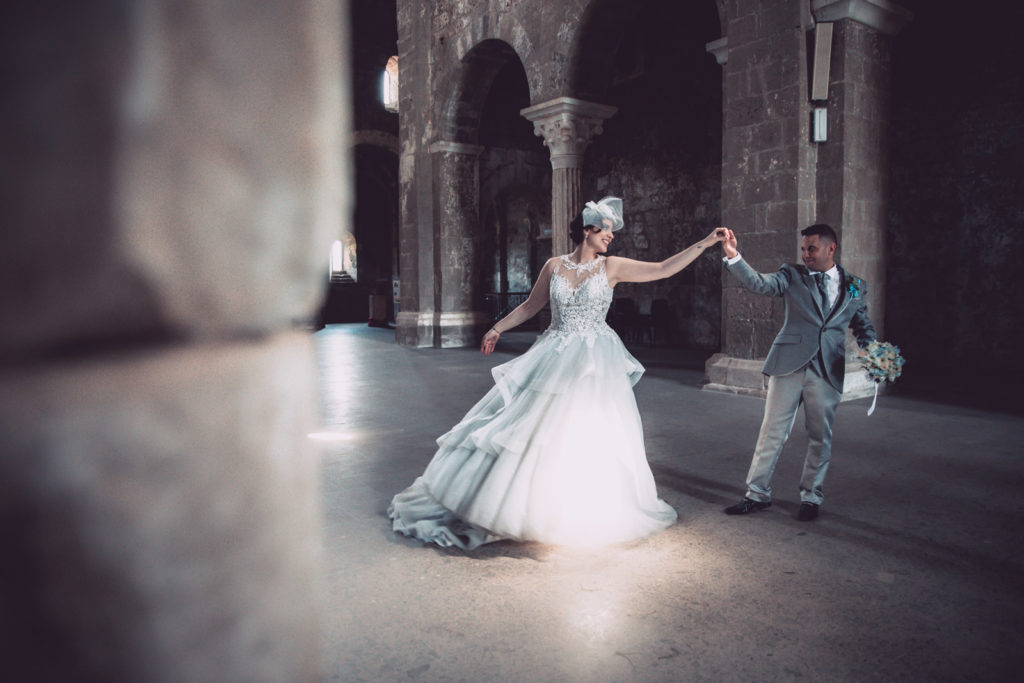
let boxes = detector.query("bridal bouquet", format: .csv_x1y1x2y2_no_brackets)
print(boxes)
858,340,905,384
858,341,905,415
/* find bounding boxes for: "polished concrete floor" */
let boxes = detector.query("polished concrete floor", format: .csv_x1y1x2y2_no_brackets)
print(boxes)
313,324,1024,682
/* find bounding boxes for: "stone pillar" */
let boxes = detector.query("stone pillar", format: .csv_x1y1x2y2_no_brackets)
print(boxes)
812,0,912,397
704,1,818,398
395,0,436,348
0,2,346,680
396,141,489,348
704,0,910,400
521,97,617,256
430,141,491,347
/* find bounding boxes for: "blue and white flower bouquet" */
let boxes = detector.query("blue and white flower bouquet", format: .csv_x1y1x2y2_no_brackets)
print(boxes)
858,340,905,414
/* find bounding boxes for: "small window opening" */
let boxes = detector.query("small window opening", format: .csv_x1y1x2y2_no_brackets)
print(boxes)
382,56,399,113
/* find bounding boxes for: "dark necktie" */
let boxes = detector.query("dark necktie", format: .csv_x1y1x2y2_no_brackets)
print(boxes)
815,272,830,312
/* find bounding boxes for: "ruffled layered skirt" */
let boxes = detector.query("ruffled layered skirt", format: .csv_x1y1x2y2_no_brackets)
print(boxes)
388,326,677,549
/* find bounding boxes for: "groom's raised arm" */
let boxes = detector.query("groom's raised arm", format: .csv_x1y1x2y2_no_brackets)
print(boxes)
720,228,791,297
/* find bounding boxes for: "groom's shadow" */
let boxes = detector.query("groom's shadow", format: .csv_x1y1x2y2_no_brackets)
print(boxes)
652,463,1024,594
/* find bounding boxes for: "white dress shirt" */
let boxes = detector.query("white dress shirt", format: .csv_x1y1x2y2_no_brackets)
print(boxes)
817,264,839,308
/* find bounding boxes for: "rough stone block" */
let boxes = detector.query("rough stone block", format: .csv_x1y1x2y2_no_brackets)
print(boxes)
2,1,348,358
751,120,784,151
764,84,802,119
738,229,796,263
726,71,748,100
757,2,800,39
0,332,323,682
703,352,769,397
724,288,771,321
730,95,768,128
723,203,756,234
729,14,758,46
770,172,799,202
764,200,799,231
724,125,755,163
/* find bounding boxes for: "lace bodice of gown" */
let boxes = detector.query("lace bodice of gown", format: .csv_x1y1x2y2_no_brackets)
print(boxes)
548,255,613,336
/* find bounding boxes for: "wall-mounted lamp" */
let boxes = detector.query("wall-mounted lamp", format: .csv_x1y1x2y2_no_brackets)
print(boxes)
813,107,828,143
810,21,833,144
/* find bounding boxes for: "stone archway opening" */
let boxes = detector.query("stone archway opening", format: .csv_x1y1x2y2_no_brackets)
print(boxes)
422,39,546,347
568,0,724,350
476,54,549,329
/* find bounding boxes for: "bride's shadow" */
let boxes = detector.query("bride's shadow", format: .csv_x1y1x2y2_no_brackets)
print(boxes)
381,509,672,562
380,510,549,561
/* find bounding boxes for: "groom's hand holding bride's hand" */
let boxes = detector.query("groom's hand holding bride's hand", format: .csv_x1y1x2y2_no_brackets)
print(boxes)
720,228,739,259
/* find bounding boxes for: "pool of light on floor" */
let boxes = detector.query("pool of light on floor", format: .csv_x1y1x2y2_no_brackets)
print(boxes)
307,430,364,442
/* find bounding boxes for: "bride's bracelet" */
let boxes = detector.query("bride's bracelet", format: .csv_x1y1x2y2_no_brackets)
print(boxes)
490,328,501,336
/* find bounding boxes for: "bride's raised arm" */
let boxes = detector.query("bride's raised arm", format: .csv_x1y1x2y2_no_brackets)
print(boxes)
481,257,556,355
606,228,726,286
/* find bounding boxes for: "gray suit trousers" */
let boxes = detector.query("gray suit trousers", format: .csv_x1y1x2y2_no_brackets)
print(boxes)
745,360,842,505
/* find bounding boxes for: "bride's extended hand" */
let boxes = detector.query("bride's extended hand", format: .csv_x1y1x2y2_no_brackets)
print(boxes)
699,227,729,249
481,328,500,355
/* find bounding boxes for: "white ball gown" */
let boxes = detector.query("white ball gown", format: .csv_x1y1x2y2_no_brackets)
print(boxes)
388,255,678,549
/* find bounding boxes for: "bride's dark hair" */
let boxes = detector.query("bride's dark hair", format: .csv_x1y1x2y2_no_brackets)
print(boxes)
569,212,590,244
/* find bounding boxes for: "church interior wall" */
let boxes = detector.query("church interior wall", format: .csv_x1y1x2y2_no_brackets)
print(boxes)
887,0,1024,391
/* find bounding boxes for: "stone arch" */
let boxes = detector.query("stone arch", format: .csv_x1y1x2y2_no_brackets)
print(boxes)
568,0,646,102
567,0,722,102
348,130,399,156
419,38,541,347
567,0,725,350
452,13,537,100
441,38,526,144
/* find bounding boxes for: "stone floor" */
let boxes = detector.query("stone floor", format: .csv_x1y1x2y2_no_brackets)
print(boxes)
312,324,1024,682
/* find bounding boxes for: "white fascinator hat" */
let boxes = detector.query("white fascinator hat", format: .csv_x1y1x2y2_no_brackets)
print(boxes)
581,196,624,232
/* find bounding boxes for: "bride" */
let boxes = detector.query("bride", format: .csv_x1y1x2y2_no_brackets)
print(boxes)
389,197,726,549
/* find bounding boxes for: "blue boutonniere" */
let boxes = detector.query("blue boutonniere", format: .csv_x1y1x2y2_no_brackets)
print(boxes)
845,274,862,299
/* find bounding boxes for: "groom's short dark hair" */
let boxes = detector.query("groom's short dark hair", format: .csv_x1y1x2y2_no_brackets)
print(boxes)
801,223,837,246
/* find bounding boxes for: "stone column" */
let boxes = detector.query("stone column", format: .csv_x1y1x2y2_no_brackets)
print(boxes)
704,1,818,398
430,140,490,347
395,0,437,348
704,0,909,399
0,2,345,679
812,0,912,397
520,97,617,256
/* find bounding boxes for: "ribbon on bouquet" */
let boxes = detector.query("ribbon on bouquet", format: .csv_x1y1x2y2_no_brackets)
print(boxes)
867,382,879,416
859,341,904,417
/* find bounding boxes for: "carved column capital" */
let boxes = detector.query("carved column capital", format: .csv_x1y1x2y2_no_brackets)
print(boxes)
812,0,913,36
520,97,617,170
705,37,728,65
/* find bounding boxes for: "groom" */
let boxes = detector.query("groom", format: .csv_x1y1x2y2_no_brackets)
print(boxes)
720,224,876,521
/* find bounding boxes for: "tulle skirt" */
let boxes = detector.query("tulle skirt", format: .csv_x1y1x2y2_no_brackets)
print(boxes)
388,327,678,549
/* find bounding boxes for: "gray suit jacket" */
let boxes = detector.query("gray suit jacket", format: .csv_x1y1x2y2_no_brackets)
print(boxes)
725,258,877,393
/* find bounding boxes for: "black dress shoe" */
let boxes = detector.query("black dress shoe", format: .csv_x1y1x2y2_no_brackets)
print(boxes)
797,502,819,521
724,498,771,515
